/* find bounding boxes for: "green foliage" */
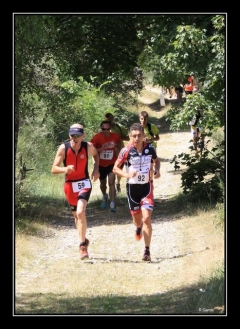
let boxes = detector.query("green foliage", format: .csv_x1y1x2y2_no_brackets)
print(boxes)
171,140,225,203
50,77,116,142
139,15,225,132
15,14,226,213
166,94,224,135
52,15,142,83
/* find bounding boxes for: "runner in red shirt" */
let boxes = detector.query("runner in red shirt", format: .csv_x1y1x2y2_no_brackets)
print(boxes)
51,123,100,260
184,75,194,95
90,120,121,212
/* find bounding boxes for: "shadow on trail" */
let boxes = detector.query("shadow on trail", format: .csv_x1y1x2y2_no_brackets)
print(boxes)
15,276,225,315
81,245,209,264
17,191,204,234
51,196,184,228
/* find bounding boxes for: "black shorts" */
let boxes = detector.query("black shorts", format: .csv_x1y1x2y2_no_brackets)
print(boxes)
99,164,114,180
126,182,154,213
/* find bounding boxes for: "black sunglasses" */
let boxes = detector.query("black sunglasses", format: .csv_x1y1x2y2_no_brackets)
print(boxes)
101,128,110,131
71,134,81,138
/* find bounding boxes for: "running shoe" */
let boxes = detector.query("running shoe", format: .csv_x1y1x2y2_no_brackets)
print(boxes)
135,224,143,241
101,194,108,209
116,183,121,193
110,202,116,212
79,238,89,260
142,248,151,261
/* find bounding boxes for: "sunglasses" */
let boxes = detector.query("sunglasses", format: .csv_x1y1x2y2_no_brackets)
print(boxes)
101,128,110,131
71,134,81,138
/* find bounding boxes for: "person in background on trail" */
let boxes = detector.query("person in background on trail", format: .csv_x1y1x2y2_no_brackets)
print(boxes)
90,120,121,212
139,110,160,149
134,66,143,79
184,75,194,95
175,84,184,104
51,123,100,260
134,66,143,88
191,74,199,93
189,109,205,157
166,86,174,98
113,123,161,262
104,112,129,193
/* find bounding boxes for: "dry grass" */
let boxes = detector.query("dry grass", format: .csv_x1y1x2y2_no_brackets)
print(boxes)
15,86,225,315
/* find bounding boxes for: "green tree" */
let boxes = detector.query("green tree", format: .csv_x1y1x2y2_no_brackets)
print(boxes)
137,14,225,131
14,14,225,203
14,14,143,163
15,15,58,158
136,14,225,201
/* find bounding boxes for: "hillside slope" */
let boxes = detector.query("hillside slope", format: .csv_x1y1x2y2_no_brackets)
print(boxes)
15,85,225,315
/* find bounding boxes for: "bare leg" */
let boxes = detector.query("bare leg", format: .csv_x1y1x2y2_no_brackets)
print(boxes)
132,210,152,261
132,212,143,228
193,136,198,156
108,172,116,203
141,208,152,247
100,178,107,196
72,199,88,243
117,175,121,185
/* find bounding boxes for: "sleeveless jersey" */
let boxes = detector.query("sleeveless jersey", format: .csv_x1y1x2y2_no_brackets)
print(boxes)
63,141,89,182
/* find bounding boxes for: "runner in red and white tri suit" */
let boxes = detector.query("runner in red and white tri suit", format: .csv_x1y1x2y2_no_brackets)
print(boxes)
113,122,161,261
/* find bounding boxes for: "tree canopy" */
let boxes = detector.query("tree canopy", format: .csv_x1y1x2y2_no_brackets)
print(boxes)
14,13,226,204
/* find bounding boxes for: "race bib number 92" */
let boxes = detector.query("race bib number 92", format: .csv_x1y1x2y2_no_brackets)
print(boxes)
128,172,149,184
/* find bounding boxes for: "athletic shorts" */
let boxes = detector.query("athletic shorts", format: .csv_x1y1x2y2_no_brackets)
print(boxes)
191,126,203,138
64,178,92,210
99,164,114,180
126,182,154,215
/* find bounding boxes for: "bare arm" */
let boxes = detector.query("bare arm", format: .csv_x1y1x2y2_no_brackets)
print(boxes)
113,159,137,179
116,140,122,157
153,133,160,142
153,157,161,179
51,144,74,174
87,142,100,182
144,134,159,144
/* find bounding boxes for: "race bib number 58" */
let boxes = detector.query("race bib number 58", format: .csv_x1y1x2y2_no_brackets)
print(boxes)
72,179,91,192
100,150,113,160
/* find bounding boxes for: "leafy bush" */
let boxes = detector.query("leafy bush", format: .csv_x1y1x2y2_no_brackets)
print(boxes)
171,140,224,203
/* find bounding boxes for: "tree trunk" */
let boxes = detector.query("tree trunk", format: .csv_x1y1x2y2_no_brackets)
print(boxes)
14,72,20,165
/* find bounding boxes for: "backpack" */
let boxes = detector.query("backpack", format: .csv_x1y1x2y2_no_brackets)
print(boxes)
147,122,154,137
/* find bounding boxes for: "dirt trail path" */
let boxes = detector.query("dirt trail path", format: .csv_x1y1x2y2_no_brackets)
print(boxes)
15,85,224,313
